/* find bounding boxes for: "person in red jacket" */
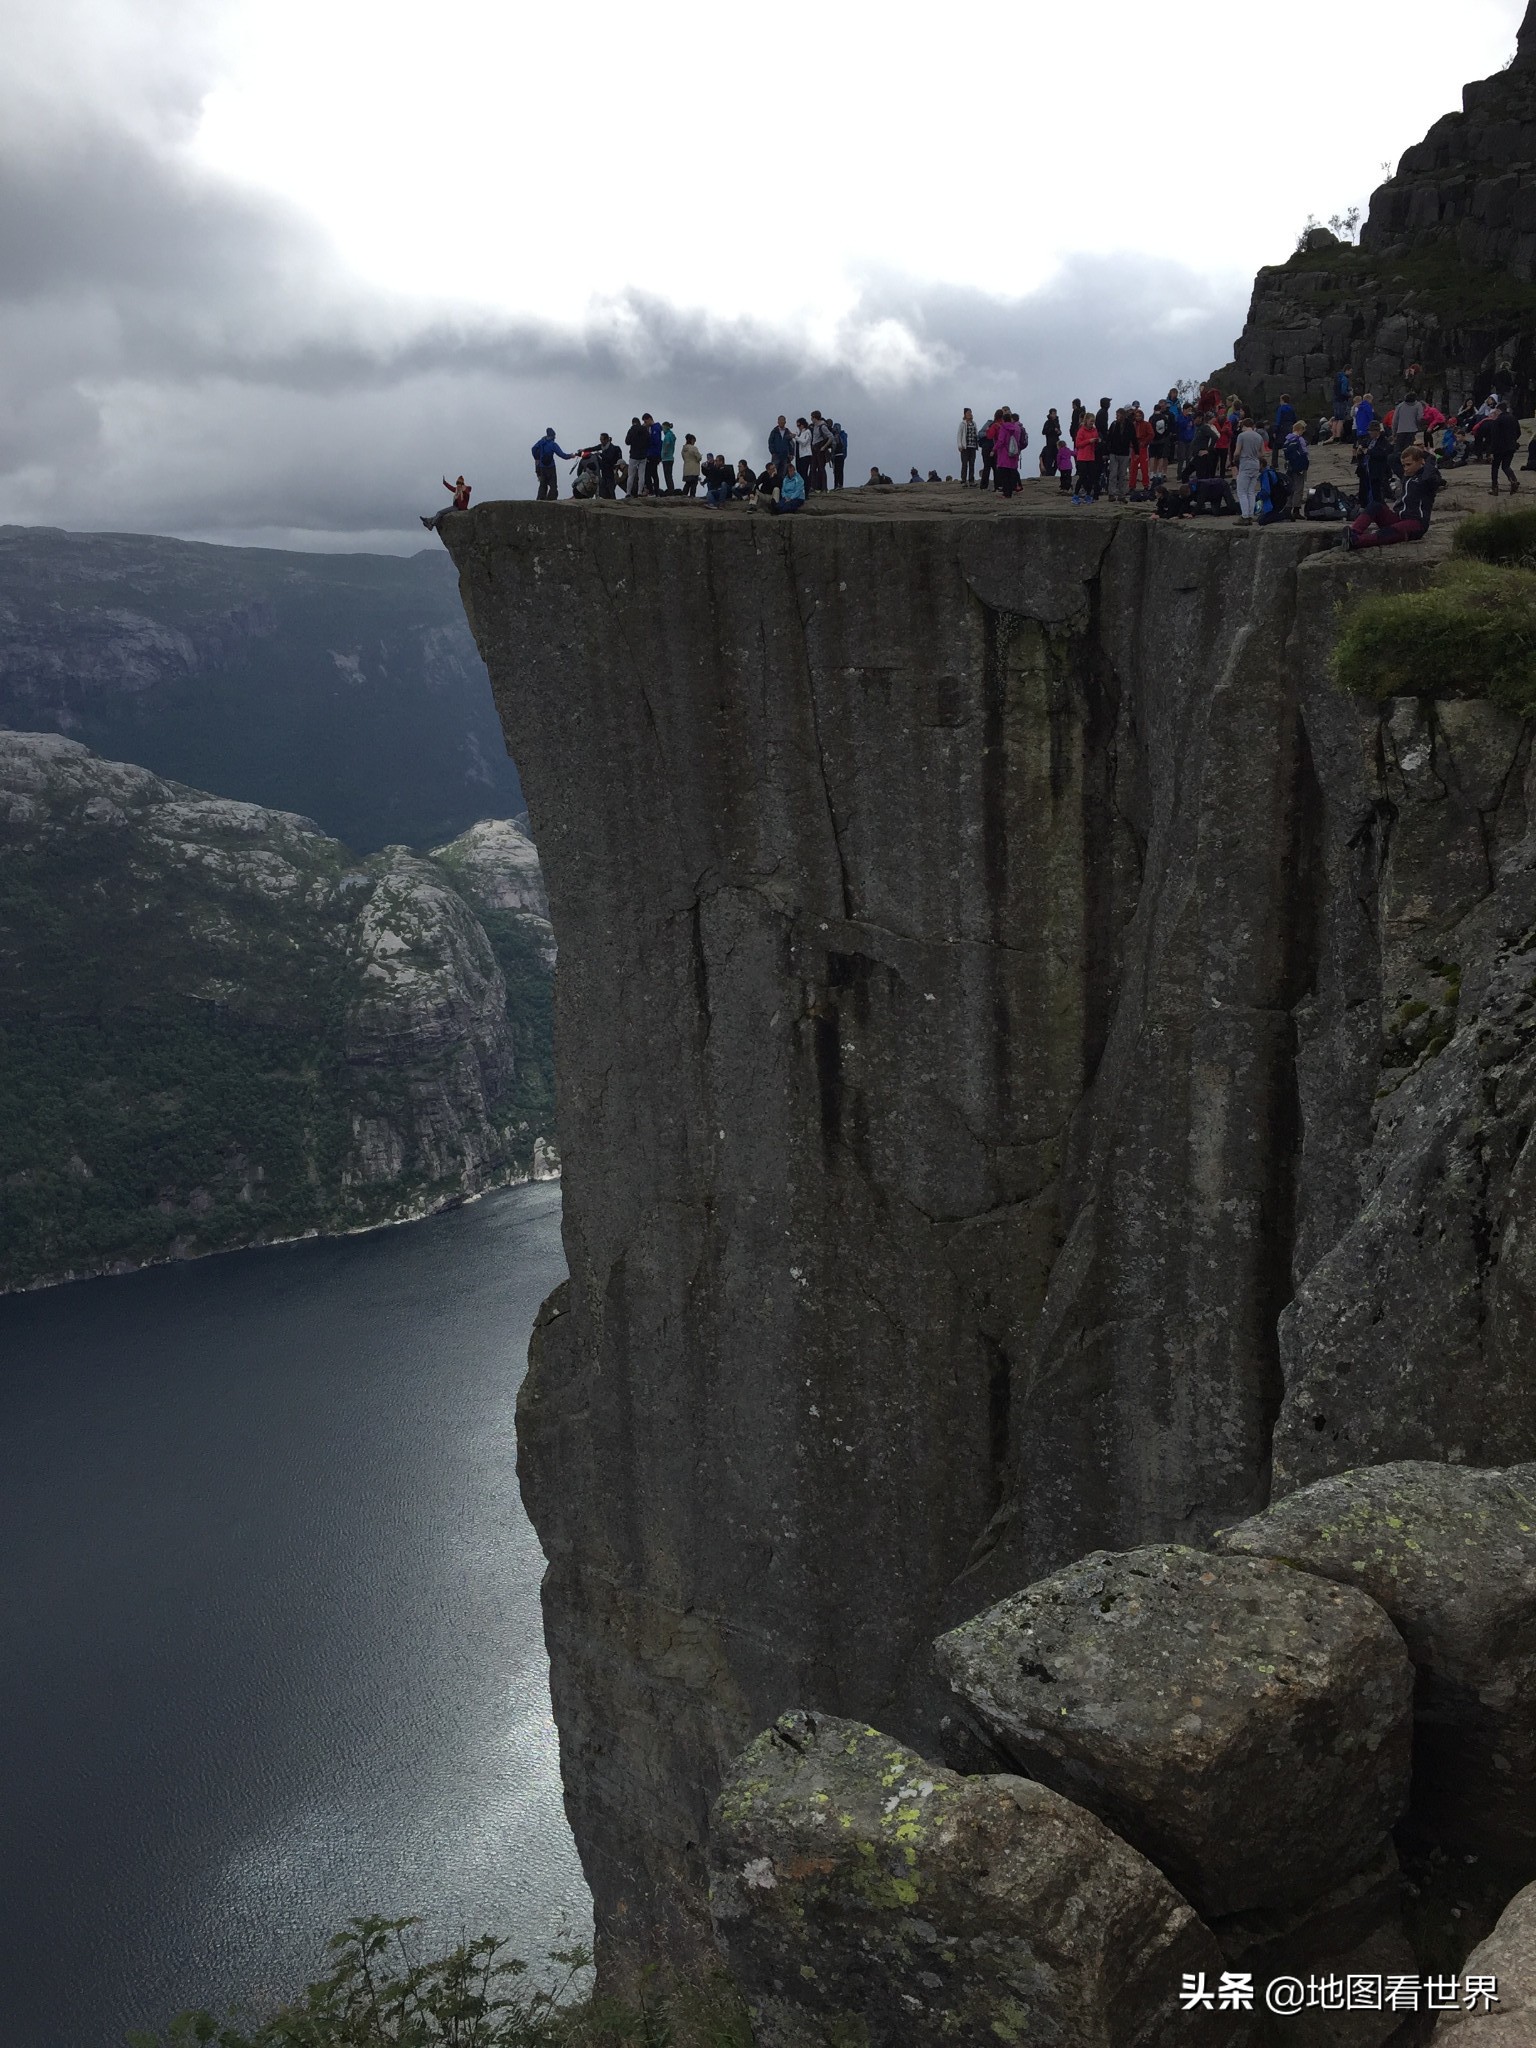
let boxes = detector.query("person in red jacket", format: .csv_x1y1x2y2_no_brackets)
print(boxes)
1129,405,1153,493
1073,415,1100,503
420,476,471,529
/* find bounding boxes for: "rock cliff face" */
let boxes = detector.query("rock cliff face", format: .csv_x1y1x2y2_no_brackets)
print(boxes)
1221,4,1536,411
442,498,1536,1975
0,731,553,1289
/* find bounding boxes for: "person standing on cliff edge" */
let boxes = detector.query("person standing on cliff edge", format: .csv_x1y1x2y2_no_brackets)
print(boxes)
958,408,979,485
531,430,575,501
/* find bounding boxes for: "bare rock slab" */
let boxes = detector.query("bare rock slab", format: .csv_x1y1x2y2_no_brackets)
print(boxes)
934,1545,1414,1919
1216,1463,1536,1871
1436,1879,1536,2040
708,1710,1236,2048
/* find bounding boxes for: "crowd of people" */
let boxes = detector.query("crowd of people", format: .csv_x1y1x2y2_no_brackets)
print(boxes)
422,374,1524,543
519,410,851,513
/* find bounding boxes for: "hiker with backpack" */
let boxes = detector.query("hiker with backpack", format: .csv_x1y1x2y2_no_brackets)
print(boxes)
1284,424,1311,507
991,411,1027,499
830,421,847,489
531,430,577,502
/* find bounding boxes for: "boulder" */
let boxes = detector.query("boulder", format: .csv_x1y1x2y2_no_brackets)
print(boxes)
708,1711,1236,2048
1435,1879,1536,2039
934,1545,1414,1919
1212,1842,1417,2048
1216,1463,1536,1869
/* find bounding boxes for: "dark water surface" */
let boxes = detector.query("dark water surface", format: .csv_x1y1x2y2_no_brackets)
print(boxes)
0,1184,589,2047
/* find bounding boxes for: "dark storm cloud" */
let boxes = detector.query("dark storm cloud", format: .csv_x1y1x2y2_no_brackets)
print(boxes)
0,112,1248,549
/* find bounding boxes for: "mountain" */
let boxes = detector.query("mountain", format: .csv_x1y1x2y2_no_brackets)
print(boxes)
0,730,553,1292
0,525,521,853
1218,3,1536,412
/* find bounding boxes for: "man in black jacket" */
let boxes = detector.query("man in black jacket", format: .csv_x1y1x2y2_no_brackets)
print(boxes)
1345,446,1441,548
1103,409,1134,501
1479,404,1522,494
624,418,649,497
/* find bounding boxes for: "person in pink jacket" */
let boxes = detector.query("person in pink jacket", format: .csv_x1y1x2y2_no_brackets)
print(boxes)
992,410,1026,498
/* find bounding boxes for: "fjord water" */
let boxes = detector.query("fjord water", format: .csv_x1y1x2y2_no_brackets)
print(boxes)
0,1184,589,2048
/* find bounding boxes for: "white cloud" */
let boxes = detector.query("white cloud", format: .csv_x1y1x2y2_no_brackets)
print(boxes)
0,0,1524,546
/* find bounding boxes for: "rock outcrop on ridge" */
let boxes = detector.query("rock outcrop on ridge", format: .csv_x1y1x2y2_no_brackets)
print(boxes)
0,730,554,1288
1219,3,1536,412
442,491,1535,1982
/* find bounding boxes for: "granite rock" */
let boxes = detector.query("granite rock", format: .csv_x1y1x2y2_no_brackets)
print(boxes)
1435,1880,1536,2039
933,1544,1413,1919
1217,1462,1536,1872
708,1710,1234,2048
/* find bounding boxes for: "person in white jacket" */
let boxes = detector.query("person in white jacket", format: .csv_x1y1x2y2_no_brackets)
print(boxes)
957,408,979,485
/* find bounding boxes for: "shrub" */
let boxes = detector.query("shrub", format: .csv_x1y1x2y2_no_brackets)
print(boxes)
1452,504,1536,571
127,1918,754,2048
1333,558,1536,719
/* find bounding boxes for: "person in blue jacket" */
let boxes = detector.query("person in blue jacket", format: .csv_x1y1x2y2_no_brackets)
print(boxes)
644,415,663,496
769,462,807,515
1353,393,1375,443
532,430,575,501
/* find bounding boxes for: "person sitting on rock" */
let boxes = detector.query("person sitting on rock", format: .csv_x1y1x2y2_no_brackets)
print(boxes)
1344,442,1440,547
770,461,807,515
754,460,781,507
865,466,893,486
420,476,471,529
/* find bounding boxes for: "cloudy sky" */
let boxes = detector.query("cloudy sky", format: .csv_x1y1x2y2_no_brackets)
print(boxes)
1,0,1524,551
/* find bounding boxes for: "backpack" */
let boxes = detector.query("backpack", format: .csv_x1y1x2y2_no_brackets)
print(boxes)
1303,481,1349,521
1335,371,1351,399
835,425,848,456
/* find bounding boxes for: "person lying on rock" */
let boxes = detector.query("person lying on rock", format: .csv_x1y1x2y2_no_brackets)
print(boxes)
420,476,471,529
1343,443,1441,549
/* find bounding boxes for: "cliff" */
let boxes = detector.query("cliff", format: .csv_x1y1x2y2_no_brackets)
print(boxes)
442,495,1536,1979
0,524,522,851
1221,3,1536,412
0,731,554,1289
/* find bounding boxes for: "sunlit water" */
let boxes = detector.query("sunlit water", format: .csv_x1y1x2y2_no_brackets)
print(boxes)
0,1184,590,2047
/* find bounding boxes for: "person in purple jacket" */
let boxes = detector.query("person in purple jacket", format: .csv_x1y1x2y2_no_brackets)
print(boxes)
991,410,1026,498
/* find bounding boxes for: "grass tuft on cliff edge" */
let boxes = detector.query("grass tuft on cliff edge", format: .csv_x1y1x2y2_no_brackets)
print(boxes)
1334,551,1536,720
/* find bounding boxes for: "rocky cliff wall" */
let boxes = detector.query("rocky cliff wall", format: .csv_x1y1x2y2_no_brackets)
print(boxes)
443,499,1536,1975
1220,4,1536,412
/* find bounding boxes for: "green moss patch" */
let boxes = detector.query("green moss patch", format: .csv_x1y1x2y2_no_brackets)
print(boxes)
1334,559,1536,719
1453,504,1536,571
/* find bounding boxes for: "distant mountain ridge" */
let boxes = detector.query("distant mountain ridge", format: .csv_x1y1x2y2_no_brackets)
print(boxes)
0,525,522,852
0,730,553,1291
